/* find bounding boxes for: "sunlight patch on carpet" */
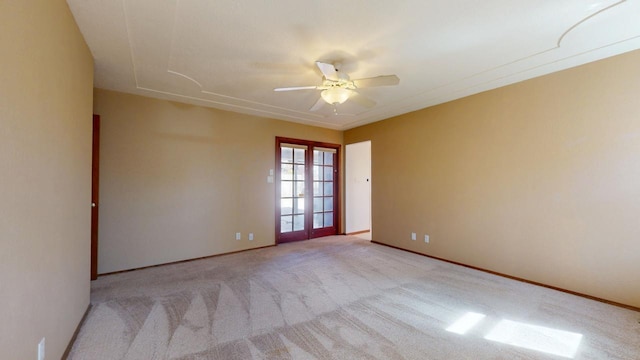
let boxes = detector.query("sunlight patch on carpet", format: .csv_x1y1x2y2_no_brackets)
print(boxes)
484,319,582,358
446,312,486,335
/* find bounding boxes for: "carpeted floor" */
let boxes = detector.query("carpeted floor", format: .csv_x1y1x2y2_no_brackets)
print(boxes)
68,236,640,359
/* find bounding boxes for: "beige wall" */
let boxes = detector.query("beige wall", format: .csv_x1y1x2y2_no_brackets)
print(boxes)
0,1,94,359
94,89,343,273
345,49,640,308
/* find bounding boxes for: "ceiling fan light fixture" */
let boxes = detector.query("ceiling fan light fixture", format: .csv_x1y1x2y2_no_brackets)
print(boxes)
321,87,351,105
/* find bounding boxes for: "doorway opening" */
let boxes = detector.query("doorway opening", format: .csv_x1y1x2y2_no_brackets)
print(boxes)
346,141,371,240
276,137,341,243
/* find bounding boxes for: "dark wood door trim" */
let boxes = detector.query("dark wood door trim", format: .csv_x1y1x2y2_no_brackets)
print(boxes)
91,115,100,280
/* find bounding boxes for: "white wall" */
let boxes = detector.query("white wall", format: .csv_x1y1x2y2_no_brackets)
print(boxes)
345,49,640,308
346,141,372,234
94,89,343,273
0,1,94,358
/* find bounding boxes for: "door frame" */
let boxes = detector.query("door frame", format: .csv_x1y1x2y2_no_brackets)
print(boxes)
275,137,341,244
91,114,100,280
345,141,371,235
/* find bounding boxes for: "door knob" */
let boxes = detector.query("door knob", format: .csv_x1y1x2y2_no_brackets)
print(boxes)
91,203,96,207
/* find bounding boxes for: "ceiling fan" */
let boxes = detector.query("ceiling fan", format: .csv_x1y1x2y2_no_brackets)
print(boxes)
274,61,399,111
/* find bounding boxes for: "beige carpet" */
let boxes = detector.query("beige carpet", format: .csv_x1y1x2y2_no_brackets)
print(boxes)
68,236,639,359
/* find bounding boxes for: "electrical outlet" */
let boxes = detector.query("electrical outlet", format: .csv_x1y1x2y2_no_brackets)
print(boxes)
235,232,241,241
248,233,254,241
411,232,416,241
38,337,45,360
424,234,430,243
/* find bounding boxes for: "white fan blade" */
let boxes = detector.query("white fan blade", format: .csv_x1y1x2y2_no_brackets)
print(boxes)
349,92,376,108
316,61,339,81
274,86,318,92
352,75,399,88
309,97,325,111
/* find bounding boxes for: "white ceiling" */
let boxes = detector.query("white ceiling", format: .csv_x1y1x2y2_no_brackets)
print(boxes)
67,0,640,130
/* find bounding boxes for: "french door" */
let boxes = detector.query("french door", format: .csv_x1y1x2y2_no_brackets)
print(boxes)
276,137,340,243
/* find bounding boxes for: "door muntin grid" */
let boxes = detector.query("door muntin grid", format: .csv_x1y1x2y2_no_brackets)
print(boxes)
280,145,306,233
312,149,335,229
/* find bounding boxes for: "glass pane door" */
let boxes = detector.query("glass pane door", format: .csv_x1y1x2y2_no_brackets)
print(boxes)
312,149,336,234
278,144,307,242
276,138,339,243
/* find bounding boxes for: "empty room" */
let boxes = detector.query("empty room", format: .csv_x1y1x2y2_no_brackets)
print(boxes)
2,1,640,359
